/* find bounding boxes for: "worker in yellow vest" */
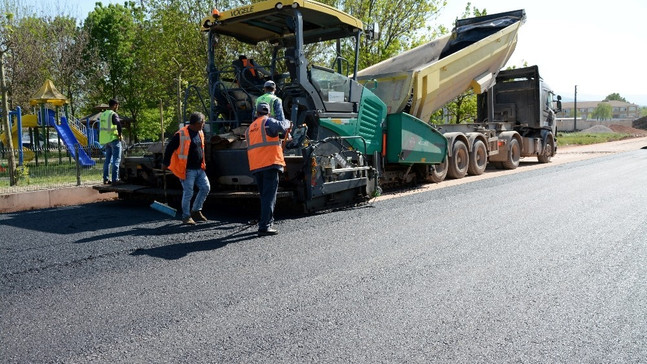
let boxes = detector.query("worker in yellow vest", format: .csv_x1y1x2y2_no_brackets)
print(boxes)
255,80,285,121
99,99,122,184
162,112,211,225
246,102,291,236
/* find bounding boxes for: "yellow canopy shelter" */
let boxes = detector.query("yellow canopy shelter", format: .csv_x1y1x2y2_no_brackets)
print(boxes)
29,79,68,106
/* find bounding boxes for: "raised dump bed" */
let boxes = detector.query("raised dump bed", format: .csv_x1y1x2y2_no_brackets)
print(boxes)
357,10,526,122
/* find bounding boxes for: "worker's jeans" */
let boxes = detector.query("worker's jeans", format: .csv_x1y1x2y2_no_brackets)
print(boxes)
253,168,280,231
181,168,211,219
103,140,121,182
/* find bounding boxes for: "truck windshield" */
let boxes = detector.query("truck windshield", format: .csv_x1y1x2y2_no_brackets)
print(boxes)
310,65,350,103
546,91,554,109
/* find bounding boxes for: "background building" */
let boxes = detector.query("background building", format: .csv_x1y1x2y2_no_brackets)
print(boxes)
558,100,640,120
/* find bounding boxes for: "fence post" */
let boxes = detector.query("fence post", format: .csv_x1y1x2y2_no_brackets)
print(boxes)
75,143,81,186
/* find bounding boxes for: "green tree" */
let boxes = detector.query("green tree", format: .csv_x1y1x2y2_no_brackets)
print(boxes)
603,93,626,102
430,89,477,125
0,3,17,185
592,102,612,121
314,0,446,69
48,16,89,118
84,2,141,99
0,0,87,115
5,15,49,110
137,0,214,138
84,1,147,141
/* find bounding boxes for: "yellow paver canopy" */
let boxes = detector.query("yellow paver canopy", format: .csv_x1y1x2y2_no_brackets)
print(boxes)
201,0,364,45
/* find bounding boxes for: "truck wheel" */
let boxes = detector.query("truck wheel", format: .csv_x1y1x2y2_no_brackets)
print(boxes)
428,159,448,183
502,138,520,169
468,140,487,175
537,137,554,163
447,140,468,179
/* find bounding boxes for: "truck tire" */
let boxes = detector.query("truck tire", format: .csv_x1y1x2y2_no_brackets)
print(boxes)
502,138,520,169
428,159,448,183
447,140,468,179
468,140,487,175
537,136,554,163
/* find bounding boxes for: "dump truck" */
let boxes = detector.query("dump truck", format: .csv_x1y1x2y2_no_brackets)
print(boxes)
356,12,561,182
95,0,542,212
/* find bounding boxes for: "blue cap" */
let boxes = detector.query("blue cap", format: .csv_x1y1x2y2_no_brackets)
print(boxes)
257,102,270,115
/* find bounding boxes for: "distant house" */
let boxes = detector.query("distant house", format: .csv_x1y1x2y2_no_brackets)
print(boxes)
557,100,640,120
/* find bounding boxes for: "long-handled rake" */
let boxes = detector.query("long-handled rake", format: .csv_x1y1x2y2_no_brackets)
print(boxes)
150,100,177,217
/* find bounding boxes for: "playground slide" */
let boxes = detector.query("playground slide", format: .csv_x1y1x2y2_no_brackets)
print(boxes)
0,124,35,162
70,125,88,146
44,109,88,146
54,116,95,167
1,109,96,166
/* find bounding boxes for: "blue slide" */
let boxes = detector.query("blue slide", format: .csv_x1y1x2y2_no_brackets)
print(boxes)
45,110,95,167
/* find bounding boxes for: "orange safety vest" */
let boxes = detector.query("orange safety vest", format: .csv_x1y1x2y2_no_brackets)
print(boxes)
246,115,285,172
168,126,206,180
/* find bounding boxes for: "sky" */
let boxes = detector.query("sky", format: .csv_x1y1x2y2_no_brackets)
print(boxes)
434,0,647,106
23,0,647,106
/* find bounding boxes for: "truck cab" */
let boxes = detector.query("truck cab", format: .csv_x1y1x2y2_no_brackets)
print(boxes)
477,65,562,163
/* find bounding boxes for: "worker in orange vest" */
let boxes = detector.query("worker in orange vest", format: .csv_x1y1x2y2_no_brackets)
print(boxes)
162,112,211,225
246,102,291,236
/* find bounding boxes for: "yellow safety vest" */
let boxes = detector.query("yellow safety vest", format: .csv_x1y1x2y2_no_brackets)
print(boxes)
256,93,279,117
99,110,119,144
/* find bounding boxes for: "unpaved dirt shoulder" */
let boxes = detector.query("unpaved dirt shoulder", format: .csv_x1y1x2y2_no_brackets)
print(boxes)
377,137,647,201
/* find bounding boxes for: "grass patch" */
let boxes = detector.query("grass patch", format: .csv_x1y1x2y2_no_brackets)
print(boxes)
557,132,631,146
0,154,103,189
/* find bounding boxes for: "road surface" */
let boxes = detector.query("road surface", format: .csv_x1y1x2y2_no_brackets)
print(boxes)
1,138,646,363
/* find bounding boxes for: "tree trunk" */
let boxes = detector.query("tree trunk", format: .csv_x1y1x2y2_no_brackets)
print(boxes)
0,51,17,186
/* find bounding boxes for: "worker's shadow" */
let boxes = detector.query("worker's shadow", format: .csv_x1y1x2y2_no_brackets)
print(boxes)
130,222,258,260
73,219,233,244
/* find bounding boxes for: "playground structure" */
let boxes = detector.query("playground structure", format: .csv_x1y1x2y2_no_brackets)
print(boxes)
0,111,37,163
0,80,98,166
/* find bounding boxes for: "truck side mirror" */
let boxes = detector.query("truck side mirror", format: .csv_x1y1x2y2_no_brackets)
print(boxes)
556,95,562,112
366,22,380,41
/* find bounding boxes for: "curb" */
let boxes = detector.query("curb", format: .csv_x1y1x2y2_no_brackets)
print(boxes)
0,186,118,213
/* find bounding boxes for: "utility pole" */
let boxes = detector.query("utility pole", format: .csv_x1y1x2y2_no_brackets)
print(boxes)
0,50,17,185
573,85,577,131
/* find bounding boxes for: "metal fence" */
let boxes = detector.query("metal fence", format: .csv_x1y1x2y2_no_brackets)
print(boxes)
0,144,107,194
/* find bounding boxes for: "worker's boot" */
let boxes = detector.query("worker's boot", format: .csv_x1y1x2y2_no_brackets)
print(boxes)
257,227,278,236
182,216,196,225
191,210,208,222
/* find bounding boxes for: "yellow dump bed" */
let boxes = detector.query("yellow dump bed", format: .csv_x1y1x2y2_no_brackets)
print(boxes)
357,10,525,122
